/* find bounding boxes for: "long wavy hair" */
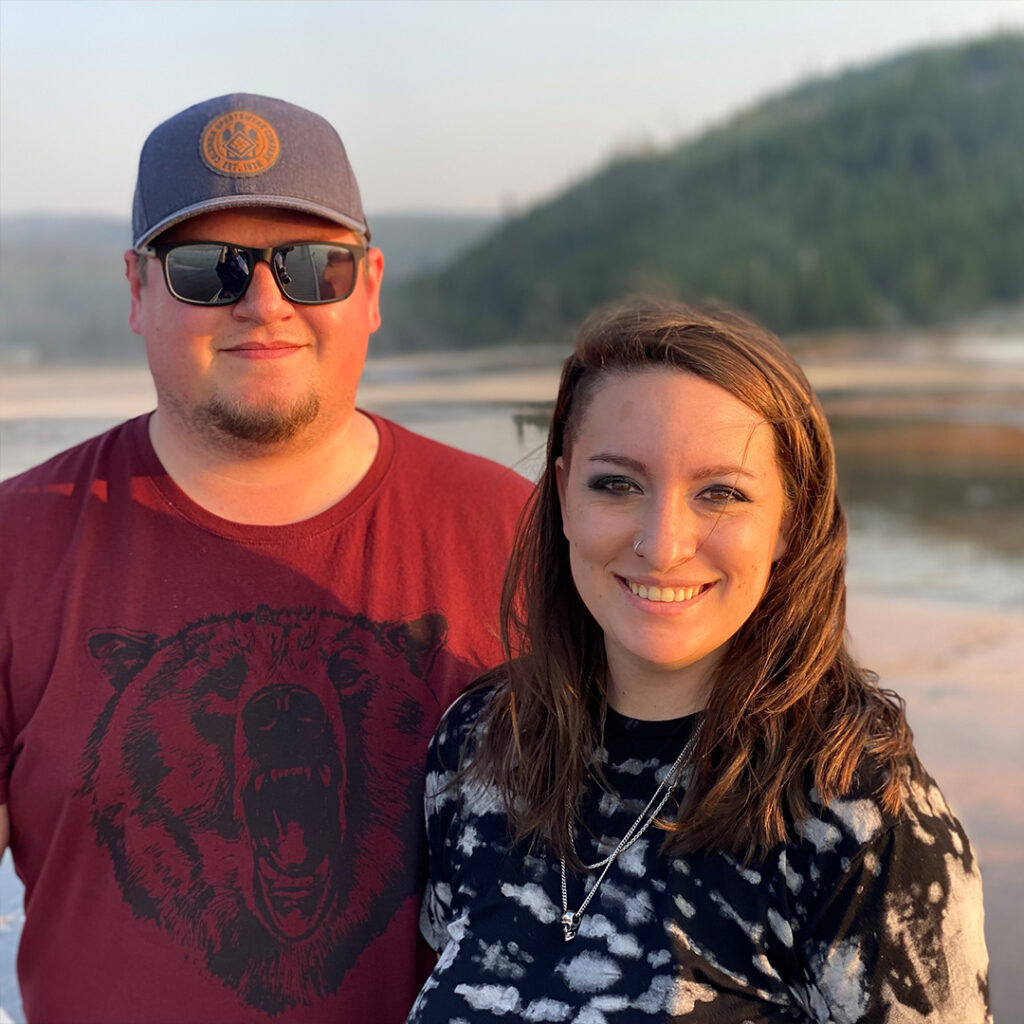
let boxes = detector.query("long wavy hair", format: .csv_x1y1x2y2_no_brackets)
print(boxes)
469,298,920,864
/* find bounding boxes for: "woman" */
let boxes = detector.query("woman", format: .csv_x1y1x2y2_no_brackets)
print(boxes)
407,300,990,1023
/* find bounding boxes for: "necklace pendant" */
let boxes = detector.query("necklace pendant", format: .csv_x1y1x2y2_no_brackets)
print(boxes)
561,910,581,941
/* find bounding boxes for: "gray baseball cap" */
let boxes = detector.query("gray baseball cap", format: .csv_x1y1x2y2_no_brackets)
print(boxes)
132,93,369,249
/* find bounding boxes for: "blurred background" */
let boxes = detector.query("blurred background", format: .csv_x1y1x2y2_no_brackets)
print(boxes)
2,2,1022,1021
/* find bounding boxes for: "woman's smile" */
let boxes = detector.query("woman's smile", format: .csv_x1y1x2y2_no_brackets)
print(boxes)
622,577,715,605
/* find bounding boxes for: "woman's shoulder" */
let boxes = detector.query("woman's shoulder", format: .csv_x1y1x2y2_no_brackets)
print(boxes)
425,673,514,833
429,672,508,771
789,754,975,876
793,757,901,853
778,760,989,1021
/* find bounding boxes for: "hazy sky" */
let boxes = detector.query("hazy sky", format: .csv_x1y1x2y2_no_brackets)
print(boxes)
2,0,1023,219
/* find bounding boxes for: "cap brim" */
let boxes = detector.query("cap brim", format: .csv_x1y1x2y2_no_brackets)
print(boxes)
134,195,370,249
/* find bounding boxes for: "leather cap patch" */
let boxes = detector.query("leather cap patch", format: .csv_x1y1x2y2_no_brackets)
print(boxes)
200,110,281,176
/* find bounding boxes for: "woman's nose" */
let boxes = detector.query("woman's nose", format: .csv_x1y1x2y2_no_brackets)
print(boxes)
637,493,702,570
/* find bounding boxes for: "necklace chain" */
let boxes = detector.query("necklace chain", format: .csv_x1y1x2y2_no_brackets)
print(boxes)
559,720,702,941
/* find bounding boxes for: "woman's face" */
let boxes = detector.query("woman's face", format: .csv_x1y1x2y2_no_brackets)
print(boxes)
556,369,790,719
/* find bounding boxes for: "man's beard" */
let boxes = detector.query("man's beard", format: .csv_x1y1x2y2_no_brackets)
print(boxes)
196,393,321,445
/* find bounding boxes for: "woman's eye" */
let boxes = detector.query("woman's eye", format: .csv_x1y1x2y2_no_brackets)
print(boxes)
702,484,748,503
589,476,640,495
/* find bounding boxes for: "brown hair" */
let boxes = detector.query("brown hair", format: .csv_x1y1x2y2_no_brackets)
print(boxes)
469,297,920,864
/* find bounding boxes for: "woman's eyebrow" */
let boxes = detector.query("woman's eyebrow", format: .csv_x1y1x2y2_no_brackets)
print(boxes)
692,464,759,481
586,453,758,480
586,453,649,474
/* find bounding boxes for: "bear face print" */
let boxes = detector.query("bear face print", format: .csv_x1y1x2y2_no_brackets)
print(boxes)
77,605,447,1013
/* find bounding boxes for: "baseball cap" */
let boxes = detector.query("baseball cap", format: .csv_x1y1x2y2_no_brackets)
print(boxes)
132,93,369,249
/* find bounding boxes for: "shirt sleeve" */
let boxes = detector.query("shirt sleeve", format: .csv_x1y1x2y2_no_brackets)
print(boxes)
0,622,12,806
419,728,458,952
797,779,991,1024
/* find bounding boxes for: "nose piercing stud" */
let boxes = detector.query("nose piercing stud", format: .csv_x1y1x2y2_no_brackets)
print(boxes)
633,537,644,556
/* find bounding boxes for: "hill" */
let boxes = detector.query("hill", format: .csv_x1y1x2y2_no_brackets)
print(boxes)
379,34,1024,350
0,216,137,365
0,212,495,365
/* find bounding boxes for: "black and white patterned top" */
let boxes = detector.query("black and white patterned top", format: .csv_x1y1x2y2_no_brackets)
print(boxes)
407,687,991,1024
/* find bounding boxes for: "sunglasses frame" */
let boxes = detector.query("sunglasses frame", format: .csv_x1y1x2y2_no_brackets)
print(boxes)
137,240,367,306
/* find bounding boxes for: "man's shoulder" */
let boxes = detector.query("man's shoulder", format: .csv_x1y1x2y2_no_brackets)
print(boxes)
0,417,143,503
373,414,533,495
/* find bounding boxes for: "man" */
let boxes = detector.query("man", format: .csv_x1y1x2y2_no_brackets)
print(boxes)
0,94,531,1023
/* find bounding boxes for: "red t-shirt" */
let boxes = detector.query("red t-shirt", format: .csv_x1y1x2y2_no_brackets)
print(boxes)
0,412,532,1024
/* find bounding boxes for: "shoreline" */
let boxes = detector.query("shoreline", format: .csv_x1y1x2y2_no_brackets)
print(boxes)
2,345,1024,425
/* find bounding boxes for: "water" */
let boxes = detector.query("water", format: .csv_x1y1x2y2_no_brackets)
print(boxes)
836,423,1024,609
1,391,1022,1023
3,406,1022,609
0,861,22,1024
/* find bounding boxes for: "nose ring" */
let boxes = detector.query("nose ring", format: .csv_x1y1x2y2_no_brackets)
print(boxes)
633,536,644,556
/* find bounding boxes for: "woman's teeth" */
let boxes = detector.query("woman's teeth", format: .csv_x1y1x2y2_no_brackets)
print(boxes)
628,582,704,603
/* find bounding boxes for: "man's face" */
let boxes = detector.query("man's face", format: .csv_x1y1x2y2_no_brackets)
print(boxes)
126,207,383,451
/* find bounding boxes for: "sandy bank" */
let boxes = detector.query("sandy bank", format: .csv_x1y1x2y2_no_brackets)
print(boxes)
846,592,1023,861
846,591,1024,1019
3,344,1024,420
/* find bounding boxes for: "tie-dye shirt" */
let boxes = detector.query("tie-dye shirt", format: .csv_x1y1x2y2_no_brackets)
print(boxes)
407,687,991,1024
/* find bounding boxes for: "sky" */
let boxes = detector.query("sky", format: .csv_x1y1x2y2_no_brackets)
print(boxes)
2,0,1023,220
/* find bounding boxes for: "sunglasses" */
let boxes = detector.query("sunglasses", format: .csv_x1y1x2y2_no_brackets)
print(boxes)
138,240,367,306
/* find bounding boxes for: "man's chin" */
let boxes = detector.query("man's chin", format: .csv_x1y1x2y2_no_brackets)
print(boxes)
198,395,321,446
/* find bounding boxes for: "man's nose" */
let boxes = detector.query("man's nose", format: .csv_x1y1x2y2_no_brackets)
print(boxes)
232,259,293,321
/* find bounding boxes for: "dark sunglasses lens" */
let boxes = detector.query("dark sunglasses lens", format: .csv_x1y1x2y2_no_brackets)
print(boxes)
165,245,251,304
275,244,358,303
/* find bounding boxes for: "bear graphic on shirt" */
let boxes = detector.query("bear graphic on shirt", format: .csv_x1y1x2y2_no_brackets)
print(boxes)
77,604,447,1014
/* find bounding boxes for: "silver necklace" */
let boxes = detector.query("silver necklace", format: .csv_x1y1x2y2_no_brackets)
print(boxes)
559,720,702,941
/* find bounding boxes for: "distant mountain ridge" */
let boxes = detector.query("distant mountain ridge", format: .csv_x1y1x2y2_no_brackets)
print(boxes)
0,212,495,365
379,34,1024,351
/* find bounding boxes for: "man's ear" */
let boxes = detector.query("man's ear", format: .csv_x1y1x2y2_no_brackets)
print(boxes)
125,250,145,337
363,247,385,334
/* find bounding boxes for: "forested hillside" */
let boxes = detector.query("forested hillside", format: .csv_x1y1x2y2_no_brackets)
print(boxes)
380,34,1024,350
4,35,1021,364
